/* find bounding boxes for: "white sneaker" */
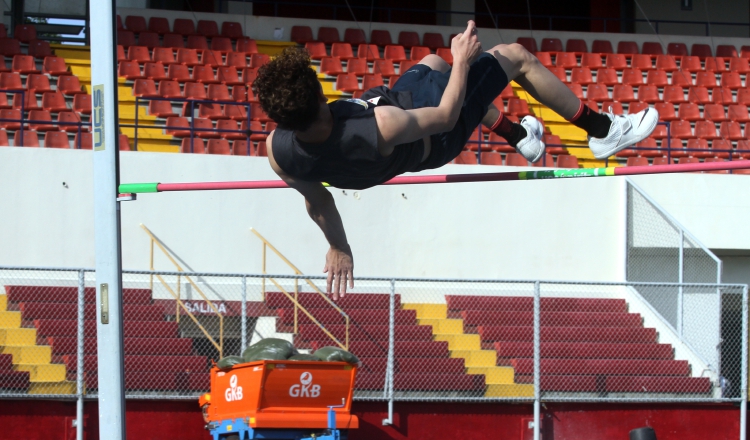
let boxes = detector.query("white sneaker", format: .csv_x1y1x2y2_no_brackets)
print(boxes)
516,115,545,163
588,107,658,159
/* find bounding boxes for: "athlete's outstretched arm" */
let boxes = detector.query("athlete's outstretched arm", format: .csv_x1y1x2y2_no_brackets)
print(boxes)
374,20,482,151
267,132,353,300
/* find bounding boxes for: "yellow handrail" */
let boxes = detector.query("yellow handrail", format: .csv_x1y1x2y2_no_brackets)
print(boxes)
250,227,350,350
141,224,224,357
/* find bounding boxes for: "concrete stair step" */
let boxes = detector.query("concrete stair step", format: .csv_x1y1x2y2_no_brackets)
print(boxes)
466,366,516,384
0,328,37,345
450,349,497,367
1,345,52,364
434,333,480,350
14,363,67,382
484,383,534,398
0,311,21,328
28,380,77,395
418,318,463,334
0,295,5,312
402,303,447,320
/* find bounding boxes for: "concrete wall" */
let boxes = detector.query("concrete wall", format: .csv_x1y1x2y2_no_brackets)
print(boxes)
635,0,749,37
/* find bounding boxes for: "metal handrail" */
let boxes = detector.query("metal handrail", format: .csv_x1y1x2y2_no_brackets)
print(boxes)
250,227,350,349
140,224,224,357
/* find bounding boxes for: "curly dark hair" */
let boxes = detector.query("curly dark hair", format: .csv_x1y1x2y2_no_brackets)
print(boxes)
252,47,321,131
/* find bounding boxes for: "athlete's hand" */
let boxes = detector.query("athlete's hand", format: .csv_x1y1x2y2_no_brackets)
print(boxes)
451,20,483,66
324,246,354,300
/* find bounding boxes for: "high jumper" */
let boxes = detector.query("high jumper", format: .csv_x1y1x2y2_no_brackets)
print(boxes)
250,20,658,298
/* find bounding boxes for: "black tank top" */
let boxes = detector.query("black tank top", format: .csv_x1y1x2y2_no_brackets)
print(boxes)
272,87,425,190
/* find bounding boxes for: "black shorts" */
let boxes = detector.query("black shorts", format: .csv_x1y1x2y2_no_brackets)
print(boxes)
391,52,509,170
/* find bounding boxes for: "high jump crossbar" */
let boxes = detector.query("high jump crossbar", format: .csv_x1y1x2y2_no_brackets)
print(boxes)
119,160,750,194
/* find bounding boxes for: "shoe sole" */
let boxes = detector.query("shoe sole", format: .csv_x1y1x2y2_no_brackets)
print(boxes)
593,108,659,159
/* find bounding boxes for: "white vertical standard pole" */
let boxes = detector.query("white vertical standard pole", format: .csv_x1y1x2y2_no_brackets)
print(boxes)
90,0,126,438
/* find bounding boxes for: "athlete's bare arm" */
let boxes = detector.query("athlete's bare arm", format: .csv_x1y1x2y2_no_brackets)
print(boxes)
267,131,354,299
374,20,482,154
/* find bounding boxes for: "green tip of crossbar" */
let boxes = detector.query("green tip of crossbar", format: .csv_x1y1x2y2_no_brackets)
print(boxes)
119,183,159,194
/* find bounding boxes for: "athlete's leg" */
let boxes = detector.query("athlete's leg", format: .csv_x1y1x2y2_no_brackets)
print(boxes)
416,54,450,73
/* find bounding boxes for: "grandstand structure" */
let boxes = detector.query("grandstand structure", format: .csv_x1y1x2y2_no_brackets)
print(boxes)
0,1,749,440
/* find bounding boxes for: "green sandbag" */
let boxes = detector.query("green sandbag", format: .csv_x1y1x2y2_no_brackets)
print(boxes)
216,355,245,369
313,346,361,366
288,353,320,361
242,338,299,362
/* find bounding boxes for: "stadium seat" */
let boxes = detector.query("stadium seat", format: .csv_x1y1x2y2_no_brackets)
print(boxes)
217,67,243,86
152,47,177,66
729,57,750,73
242,67,258,85
193,64,219,84
384,45,407,62
370,30,393,47
320,57,344,76
686,138,713,158
605,53,627,69
216,119,246,140
117,30,136,48
183,82,207,100
705,57,727,72
736,140,750,159
236,38,258,54
207,138,231,154
211,37,233,53
398,31,420,49
687,86,711,104
344,28,366,46
255,141,268,156
181,137,206,153
637,137,662,157
318,27,340,44
0,38,20,58
721,71,743,89
570,67,593,84
601,101,623,114
502,152,526,166
124,15,147,33
626,157,649,166
41,92,68,113
716,45,737,58
616,41,638,54
167,63,190,82
677,156,700,164
566,39,587,53
533,153,555,167
703,103,727,122
0,72,22,89
711,87,734,105
410,46,431,61
566,82,584,99
12,55,39,74
331,43,355,60
540,38,563,53
356,44,380,60
14,24,37,43
516,38,538,53
194,117,220,138
0,109,22,130
249,54,270,68
612,85,636,102
547,67,566,82
221,21,243,39
13,130,39,147
176,48,202,66
13,92,40,110
679,56,702,72
690,44,712,58
132,79,159,98
637,85,661,103
72,131,91,149
224,52,250,69
144,62,169,81
663,86,686,103
555,52,578,69
27,40,52,59
669,120,693,139
305,42,327,60
535,52,553,67
43,131,69,148
649,124,668,140
621,69,644,85
232,139,252,155
148,100,177,118
148,16,170,34
507,97,532,116
165,116,191,137
667,42,688,56
653,102,677,121
728,104,750,122
454,150,478,164
373,59,395,76
478,151,503,165
291,26,313,44
642,42,663,55
677,103,701,121
557,154,580,168
631,54,654,70
137,32,160,49
591,40,613,54
719,121,743,140
42,56,68,76
197,20,219,38
580,53,603,68
0,92,10,109
423,33,445,50
711,139,732,159
26,74,52,93
57,111,85,132
236,86,251,102
162,34,185,49
670,70,693,87
654,55,678,71
362,73,384,89
695,120,719,139
187,35,209,51
645,70,668,87
118,61,144,80
249,102,272,121
207,83,231,101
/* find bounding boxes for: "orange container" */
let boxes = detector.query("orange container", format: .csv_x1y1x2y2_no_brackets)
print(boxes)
200,360,359,430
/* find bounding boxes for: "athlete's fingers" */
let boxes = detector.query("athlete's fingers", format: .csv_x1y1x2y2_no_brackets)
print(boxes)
334,270,342,300
340,271,348,298
348,268,354,289
463,20,476,39
326,270,334,296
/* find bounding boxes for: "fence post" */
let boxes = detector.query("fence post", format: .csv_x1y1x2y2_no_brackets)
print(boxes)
76,270,85,440
740,284,748,440
241,275,247,353
678,229,684,336
533,281,541,440
382,279,396,426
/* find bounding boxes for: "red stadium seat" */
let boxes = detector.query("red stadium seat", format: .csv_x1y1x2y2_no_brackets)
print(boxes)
557,154,580,168
183,82,206,100
653,102,677,121
555,52,578,69
705,57,727,72
0,72,21,90
690,44,712,58
187,35,209,50
192,65,218,84
729,57,750,73
679,56,702,72
197,20,219,38
645,70,668,87
410,46,431,61
687,86,711,104
165,116,191,137
423,33,445,50
27,40,52,59
201,50,223,67
14,24,37,43
255,141,268,157
0,108,22,130
719,121,743,140
371,30,392,47
43,131,70,148
41,92,68,112
478,151,503,165
605,53,627,69
211,37,233,53
626,157,649,166
566,39,587,53
72,131,90,149
516,38,538,53
540,38,563,53
667,43,688,56
686,138,713,158
318,27,340,44
533,154,556,167
193,117,220,138
372,59,395,76
249,54,270,68
12,55,39,74
435,48,452,65
217,67,243,86
663,86,686,103
344,28,366,46
320,57,344,76
617,41,638,54
346,58,368,76
566,82,584,99
601,101,624,114
42,56,68,76
669,120,694,139
677,157,700,164
677,103,701,121
26,74,52,93
638,137,662,157
221,22,243,39
216,119,245,140
591,40,613,54
0,38,20,57
580,53,603,68
207,138,231,154
144,62,169,81
507,97,532,116
670,70,693,87
703,103,727,122
236,38,257,54
398,31,420,49
162,34,185,49
621,69,644,85
711,139,732,159
736,140,750,159
291,26,313,44
167,63,190,82
137,32,160,49
29,110,55,131
738,88,750,105
384,45,407,62
242,67,258,85
181,137,206,153
612,85,636,102
642,42,663,55
716,45,737,58
362,73,384,90
711,87,734,105
331,43,355,60
535,52,552,67
57,111,85,133
73,94,91,115
654,55,678,71
631,54,654,70
207,83,230,101
148,100,177,118
695,120,719,139
124,15,147,33
728,104,750,122
637,85,660,103
305,42,327,60
570,67,593,84
117,30,136,48
721,71,743,89
132,79,158,98
118,61,144,80
249,102,272,122
148,17,170,34
357,44,381,60
232,139,252,156
152,47,177,66
176,49,202,66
